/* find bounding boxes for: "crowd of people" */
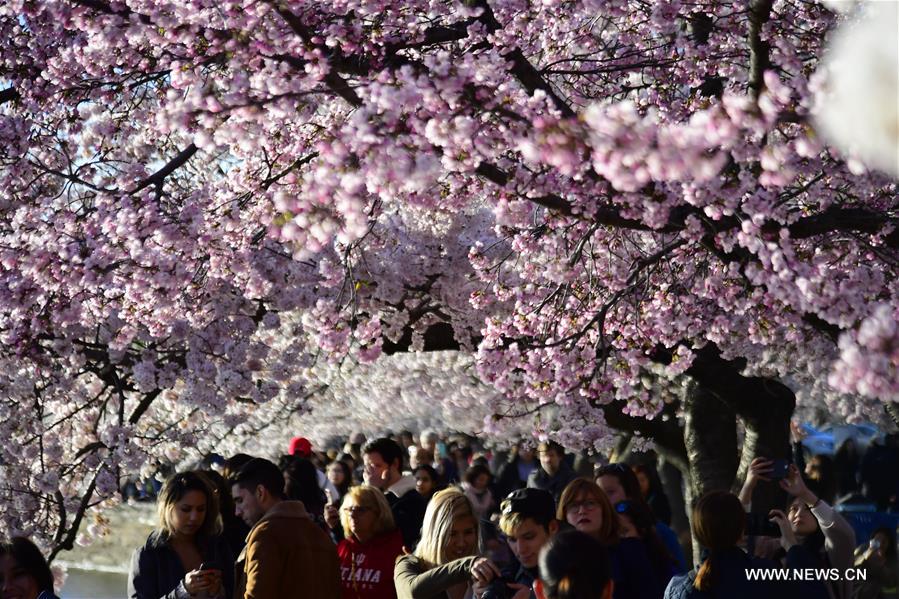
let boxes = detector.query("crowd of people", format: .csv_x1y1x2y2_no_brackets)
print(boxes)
3,427,899,599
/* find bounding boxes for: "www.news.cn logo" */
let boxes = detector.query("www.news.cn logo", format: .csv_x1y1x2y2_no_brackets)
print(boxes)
745,568,867,582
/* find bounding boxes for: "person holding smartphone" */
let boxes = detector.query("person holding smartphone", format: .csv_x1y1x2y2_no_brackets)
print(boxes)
768,464,857,599
128,471,234,599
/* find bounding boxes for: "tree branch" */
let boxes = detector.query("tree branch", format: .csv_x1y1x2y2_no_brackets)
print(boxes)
128,389,162,425
0,87,19,105
474,0,576,118
48,476,97,562
788,207,895,239
748,0,775,98
601,400,688,471
272,6,363,107
130,144,198,194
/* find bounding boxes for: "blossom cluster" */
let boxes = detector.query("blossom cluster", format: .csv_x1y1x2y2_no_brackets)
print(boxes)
0,0,896,558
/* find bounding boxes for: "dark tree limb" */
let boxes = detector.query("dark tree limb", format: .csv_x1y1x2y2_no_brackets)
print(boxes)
788,207,895,239
272,6,363,107
48,476,97,562
0,87,19,105
601,400,688,472
748,0,775,98
474,0,576,118
131,144,198,194
128,389,162,424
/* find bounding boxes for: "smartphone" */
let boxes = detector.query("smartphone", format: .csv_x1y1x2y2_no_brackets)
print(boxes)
199,561,219,573
768,459,790,481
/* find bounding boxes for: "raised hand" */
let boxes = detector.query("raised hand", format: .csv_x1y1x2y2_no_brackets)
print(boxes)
746,457,774,485
768,509,798,550
779,464,816,505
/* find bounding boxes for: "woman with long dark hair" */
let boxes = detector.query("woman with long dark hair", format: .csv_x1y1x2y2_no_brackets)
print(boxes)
0,537,60,599
327,459,353,503
596,463,686,573
665,491,790,599
633,463,672,527
281,455,329,530
202,469,248,556
413,465,444,503
128,471,234,599
770,465,856,599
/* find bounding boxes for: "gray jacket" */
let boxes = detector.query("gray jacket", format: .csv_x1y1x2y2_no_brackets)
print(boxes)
811,501,856,599
394,554,479,599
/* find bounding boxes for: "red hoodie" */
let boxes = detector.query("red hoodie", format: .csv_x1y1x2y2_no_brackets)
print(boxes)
337,528,405,599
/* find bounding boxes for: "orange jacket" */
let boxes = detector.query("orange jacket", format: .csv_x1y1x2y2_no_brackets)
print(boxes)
234,500,341,599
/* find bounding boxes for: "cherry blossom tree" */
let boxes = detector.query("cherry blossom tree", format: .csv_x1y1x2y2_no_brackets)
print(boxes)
1,0,897,560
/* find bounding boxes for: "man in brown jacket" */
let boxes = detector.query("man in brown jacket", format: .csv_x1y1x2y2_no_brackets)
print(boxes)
231,457,341,599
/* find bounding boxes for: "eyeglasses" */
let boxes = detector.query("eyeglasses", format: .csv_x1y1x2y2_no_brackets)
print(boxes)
342,505,372,515
566,499,600,513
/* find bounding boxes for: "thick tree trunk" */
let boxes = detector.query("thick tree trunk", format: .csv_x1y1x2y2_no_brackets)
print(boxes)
683,379,735,569
886,402,899,428
732,378,795,514
659,457,690,535
683,380,739,498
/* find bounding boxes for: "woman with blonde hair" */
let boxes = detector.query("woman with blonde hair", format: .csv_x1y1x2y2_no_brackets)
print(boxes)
394,487,482,599
128,471,234,599
337,485,405,599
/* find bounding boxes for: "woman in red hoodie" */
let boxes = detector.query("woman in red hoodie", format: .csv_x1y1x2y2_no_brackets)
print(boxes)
338,484,405,599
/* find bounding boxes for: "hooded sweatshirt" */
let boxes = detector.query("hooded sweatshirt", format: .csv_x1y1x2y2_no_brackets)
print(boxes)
337,528,405,599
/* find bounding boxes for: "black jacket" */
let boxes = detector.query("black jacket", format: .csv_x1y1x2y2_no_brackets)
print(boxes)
387,477,427,550
127,531,235,599
496,457,537,500
526,462,577,505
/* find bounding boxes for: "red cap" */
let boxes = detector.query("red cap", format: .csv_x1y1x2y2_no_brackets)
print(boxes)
289,437,312,458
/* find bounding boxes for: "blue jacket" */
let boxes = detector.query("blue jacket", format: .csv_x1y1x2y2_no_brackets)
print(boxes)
612,537,667,599
127,531,235,599
656,521,687,573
